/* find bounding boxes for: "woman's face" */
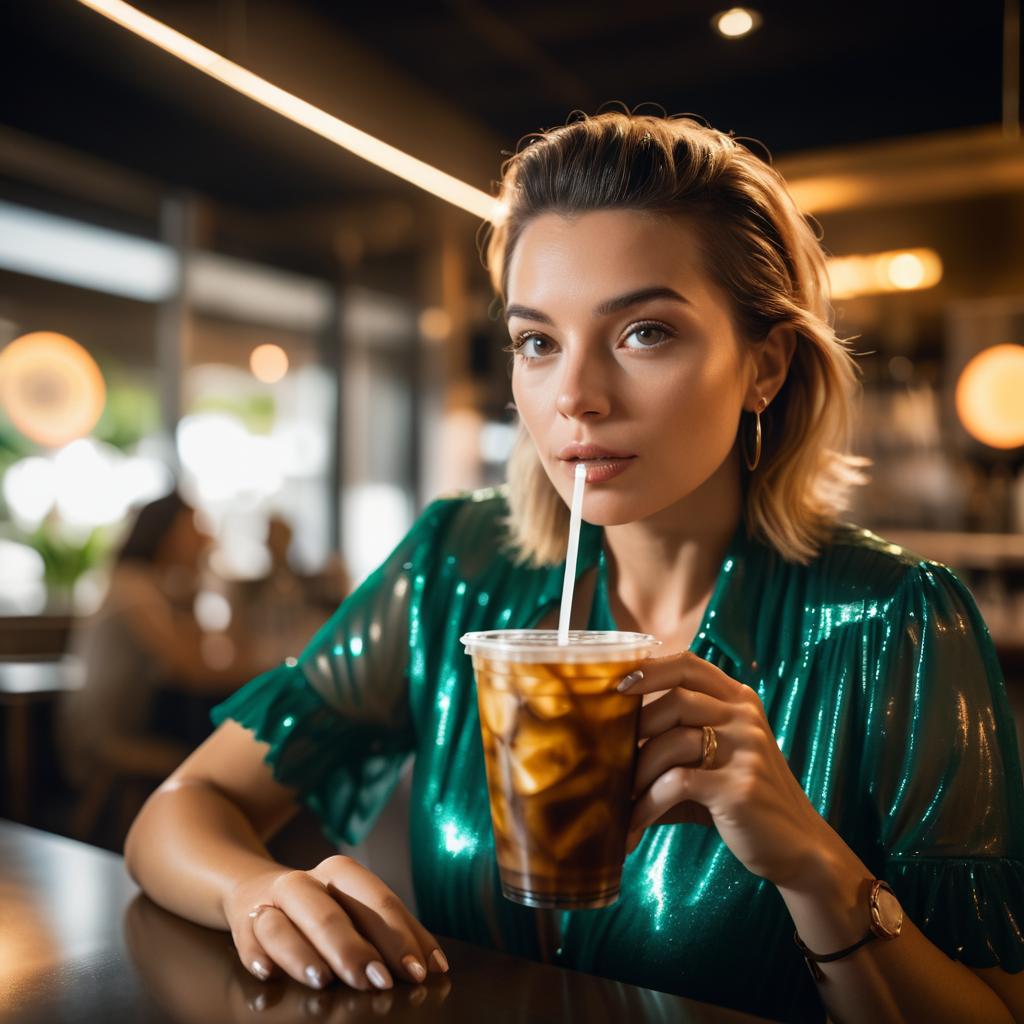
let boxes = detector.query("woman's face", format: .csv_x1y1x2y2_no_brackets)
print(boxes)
506,209,755,527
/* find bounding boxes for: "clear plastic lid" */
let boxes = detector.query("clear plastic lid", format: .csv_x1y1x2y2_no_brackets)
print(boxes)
460,629,660,664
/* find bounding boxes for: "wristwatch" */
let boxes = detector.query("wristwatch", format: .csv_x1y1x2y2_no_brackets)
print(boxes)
793,878,904,982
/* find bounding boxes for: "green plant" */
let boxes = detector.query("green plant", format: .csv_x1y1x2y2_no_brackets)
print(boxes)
22,515,111,598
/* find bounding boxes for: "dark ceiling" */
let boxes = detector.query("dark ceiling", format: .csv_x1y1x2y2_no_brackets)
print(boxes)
317,0,1003,147
0,0,1009,212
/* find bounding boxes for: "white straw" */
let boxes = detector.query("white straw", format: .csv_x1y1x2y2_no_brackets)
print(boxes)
557,462,588,645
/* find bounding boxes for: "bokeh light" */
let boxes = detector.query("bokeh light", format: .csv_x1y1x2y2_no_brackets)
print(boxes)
249,343,289,383
886,252,926,289
0,331,106,447
828,248,942,299
713,7,761,38
955,344,1024,449
419,307,452,342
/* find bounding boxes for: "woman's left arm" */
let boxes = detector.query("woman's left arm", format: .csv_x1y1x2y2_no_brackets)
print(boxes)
621,652,1022,1024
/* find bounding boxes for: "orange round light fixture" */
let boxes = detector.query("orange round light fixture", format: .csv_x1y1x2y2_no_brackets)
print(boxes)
250,343,289,383
0,331,106,447
955,343,1024,450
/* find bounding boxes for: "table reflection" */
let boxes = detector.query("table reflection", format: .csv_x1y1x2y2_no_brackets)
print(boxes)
123,896,453,1022
122,894,761,1023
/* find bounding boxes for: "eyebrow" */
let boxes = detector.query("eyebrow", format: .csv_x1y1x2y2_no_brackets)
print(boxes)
504,286,691,325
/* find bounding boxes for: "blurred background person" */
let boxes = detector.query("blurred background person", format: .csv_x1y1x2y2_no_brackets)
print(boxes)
57,489,260,843
230,515,351,674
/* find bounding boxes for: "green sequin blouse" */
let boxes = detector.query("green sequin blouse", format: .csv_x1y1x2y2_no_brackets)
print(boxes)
211,487,1024,1022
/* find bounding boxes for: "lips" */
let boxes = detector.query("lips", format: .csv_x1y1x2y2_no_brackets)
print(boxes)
557,442,636,462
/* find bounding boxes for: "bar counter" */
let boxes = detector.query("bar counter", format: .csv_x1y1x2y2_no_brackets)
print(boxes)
0,821,781,1022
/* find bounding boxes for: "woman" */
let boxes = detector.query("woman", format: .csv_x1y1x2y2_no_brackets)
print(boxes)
124,113,1024,1022
59,490,222,792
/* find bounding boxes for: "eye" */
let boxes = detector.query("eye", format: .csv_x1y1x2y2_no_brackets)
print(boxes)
621,321,672,351
504,333,555,360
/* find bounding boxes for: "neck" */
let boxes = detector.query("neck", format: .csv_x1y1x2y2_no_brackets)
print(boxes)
601,449,742,638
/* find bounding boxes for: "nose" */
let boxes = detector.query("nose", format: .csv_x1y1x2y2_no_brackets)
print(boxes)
555,349,611,420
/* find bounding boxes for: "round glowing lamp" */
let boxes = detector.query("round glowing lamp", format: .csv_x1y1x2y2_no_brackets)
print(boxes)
250,344,289,384
712,7,762,38
0,332,106,447
955,344,1024,449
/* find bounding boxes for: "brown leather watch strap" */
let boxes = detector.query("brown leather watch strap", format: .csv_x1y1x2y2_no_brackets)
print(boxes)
793,927,878,981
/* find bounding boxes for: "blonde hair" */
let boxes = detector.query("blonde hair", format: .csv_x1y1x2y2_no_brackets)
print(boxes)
480,110,868,567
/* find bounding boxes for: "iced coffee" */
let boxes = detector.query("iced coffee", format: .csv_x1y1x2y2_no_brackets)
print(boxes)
461,629,658,910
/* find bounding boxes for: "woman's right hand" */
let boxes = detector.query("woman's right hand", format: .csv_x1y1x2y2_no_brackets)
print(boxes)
223,856,450,992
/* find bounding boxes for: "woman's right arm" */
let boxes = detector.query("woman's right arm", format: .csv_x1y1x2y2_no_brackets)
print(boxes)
125,720,448,991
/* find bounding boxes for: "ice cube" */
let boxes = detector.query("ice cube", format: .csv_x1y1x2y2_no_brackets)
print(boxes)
581,692,638,723
549,800,614,862
525,693,573,719
487,786,511,837
509,723,585,795
511,663,564,697
477,686,519,740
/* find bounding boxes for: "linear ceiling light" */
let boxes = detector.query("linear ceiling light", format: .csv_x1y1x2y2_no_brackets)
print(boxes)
76,0,503,223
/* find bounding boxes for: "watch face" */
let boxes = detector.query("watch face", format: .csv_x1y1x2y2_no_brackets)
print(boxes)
872,883,904,938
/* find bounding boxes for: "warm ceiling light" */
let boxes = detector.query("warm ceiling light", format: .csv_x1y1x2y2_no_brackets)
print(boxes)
249,344,289,384
955,344,1024,450
885,252,927,289
75,0,503,224
712,7,762,38
827,248,943,299
0,332,107,447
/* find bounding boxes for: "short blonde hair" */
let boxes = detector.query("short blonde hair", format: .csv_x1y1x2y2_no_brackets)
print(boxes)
480,110,868,566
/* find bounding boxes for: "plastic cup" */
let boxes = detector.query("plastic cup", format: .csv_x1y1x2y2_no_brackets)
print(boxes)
461,628,659,910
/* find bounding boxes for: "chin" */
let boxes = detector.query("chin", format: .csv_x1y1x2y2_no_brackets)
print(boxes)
576,491,659,527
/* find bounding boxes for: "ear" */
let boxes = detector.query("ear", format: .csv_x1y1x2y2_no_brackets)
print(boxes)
744,323,796,411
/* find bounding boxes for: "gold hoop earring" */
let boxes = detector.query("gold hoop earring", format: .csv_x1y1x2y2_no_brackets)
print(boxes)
743,396,768,471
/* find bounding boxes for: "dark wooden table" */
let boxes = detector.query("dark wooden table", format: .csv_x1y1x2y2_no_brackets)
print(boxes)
0,821,781,1023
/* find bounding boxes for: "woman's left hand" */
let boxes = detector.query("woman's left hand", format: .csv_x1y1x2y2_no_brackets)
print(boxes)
622,651,836,889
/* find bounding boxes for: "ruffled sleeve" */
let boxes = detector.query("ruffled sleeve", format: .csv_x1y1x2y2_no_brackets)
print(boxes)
211,496,459,847
861,561,1024,970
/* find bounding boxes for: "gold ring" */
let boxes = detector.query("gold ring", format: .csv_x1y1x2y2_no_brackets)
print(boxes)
700,725,718,769
248,903,276,923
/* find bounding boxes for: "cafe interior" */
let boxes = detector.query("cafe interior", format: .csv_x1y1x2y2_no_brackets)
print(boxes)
1,2,1023,1021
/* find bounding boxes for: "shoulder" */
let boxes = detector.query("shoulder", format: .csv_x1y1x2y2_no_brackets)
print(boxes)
803,521,955,616
416,485,516,560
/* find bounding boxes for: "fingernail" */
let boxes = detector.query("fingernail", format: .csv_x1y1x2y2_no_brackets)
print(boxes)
305,965,327,989
617,670,644,692
402,955,427,982
365,960,393,989
248,993,268,1012
429,948,449,973
251,959,271,980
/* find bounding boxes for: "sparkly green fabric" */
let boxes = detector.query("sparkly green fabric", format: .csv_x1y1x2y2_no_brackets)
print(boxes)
212,487,1024,1022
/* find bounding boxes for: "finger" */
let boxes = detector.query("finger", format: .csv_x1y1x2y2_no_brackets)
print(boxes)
271,871,386,990
619,651,744,701
627,799,713,853
406,919,450,976
631,725,704,796
637,687,732,739
653,800,713,829
250,904,336,990
629,765,714,835
307,851,444,978
230,909,277,983
324,877,438,984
